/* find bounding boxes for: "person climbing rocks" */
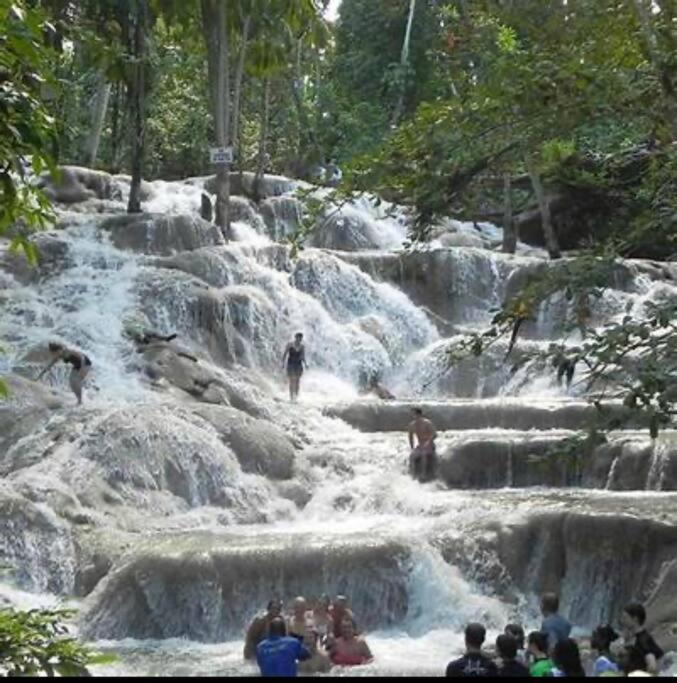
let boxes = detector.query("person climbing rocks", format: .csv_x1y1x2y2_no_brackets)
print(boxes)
244,599,285,660
445,622,498,677
408,407,437,481
282,332,307,402
329,615,373,667
620,602,664,675
37,341,92,405
540,592,571,651
256,616,311,677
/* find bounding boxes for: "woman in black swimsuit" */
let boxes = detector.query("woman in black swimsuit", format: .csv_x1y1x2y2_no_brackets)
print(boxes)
38,342,92,405
282,332,307,402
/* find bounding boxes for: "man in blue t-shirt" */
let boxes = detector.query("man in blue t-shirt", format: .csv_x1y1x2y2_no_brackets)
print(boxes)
539,593,571,653
256,617,311,677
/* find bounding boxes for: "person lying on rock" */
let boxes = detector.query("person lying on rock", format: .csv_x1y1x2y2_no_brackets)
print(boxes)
130,329,199,363
329,615,373,667
244,598,285,660
408,407,437,481
368,375,396,401
37,342,92,405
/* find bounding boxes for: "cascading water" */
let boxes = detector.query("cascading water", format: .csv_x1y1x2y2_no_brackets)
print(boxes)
1,169,677,676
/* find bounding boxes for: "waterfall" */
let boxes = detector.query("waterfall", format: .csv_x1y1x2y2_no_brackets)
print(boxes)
2,169,676,677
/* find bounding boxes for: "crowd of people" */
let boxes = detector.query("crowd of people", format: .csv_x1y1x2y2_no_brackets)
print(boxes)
244,592,668,678
445,594,666,678
244,594,373,676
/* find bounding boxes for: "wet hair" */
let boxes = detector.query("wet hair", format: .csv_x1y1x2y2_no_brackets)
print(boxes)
412,407,423,416
553,638,585,677
267,598,282,612
294,332,303,340
541,592,560,614
591,624,619,652
504,623,525,649
496,633,518,660
48,342,64,353
528,631,549,654
268,617,286,638
465,623,486,649
623,602,647,626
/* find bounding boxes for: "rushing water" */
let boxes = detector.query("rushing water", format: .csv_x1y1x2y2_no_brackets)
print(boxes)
1,173,676,676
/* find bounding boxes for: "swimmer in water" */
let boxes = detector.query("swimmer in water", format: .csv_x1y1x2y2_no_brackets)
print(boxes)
329,615,373,667
407,407,437,481
282,332,307,402
37,342,92,405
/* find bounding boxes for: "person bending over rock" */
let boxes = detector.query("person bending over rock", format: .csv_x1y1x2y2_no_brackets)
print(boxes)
408,407,437,481
37,342,92,405
256,616,310,677
282,332,307,402
445,622,498,677
244,599,285,660
329,616,373,667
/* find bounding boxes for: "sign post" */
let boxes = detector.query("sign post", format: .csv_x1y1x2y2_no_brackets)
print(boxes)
209,146,233,165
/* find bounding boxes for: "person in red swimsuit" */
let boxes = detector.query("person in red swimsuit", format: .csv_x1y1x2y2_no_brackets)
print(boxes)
329,615,373,667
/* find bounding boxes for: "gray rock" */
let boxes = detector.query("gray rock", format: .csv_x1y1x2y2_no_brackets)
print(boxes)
0,374,64,462
80,531,410,640
101,213,224,255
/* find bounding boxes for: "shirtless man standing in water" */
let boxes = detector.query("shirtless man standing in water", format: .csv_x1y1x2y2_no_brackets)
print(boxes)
408,408,437,481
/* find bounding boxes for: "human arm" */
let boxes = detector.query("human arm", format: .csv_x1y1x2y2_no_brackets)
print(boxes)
243,618,261,660
296,641,312,662
359,638,373,663
37,356,59,380
282,343,290,367
408,424,414,450
424,423,437,446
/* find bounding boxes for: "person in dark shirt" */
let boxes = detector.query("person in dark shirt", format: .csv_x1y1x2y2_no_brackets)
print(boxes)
495,634,529,677
539,592,571,653
446,623,498,677
551,637,585,677
256,617,311,677
620,602,664,675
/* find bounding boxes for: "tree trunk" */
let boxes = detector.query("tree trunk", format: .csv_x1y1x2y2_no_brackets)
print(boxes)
391,0,417,127
86,74,111,168
110,82,124,172
233,14,251,175
291,39,321,167
253,78,271,202
202,0,231,238
633,0,677,140
526,154,561,259
502,172,516,254
127,1,149,214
